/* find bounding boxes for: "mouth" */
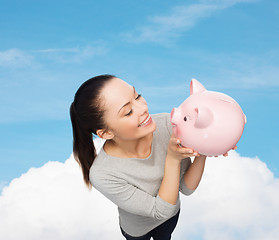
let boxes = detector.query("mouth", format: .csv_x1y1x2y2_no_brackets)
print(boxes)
138,114,152,127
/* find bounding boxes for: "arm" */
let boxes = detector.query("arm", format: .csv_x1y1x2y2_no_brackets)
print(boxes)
182,147,237,191
163,113,198,196
158,135,199,205
183,155,206,191
158,154,181,205
90,167,179,220
90,135,198,220
164,111,236,194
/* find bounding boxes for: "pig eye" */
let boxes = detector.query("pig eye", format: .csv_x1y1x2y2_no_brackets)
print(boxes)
184,116,187,122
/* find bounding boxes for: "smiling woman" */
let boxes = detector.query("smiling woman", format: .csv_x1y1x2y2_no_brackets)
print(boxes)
97,78,157,148
69,74,209,240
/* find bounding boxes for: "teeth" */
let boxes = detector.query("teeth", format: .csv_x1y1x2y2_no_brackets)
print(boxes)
139,115,150,127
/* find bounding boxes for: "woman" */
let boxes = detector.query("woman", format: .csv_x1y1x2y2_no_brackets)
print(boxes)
69,74,235,239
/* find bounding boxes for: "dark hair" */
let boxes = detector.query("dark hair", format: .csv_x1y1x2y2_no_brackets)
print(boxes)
69,74,116,188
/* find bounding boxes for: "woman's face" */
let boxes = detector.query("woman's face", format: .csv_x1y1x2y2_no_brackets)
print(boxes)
100,77,156,141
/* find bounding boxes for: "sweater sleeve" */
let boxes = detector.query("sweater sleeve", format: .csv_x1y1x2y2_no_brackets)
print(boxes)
90,167,179,220
164,112,173,137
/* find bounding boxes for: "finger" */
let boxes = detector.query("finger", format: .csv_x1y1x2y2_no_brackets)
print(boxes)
179,148,200,157
184,148,195,153
223,153,228,157
177,147,193,154
175,144,195,153
232,146,237,150
170,137,180,145
193,151,199,156
181,152,198,158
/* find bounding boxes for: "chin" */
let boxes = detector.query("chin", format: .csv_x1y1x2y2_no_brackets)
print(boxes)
140,121,157,136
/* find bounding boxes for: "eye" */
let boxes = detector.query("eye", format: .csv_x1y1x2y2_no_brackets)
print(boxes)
125,109,133,116
124,94,141,117
184,116,187,122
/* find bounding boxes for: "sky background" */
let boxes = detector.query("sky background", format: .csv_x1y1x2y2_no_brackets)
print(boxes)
0,0,279,239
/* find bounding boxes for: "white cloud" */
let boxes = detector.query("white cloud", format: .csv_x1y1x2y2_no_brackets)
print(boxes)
136,49,279,106
0,139,278,240
0,44,108,70
0,49,34,68
35,45,108,63
185,49,279,89
0,181,9,193
173,151,279,240
123,0,257,44
0,138,120,240
0,43,108,123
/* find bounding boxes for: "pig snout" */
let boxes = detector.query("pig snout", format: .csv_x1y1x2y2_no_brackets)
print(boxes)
171,108,180,125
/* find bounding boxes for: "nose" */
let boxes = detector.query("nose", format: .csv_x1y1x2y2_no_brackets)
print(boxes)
171,107,181,125
134,99,148,115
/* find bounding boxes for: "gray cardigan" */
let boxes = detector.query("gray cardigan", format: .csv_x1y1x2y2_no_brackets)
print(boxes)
89,113,195,237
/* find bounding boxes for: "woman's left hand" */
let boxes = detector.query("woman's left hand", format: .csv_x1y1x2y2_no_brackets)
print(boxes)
215,145,237,157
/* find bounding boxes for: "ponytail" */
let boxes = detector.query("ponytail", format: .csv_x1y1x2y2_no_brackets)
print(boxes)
69,74,115,188
70,102,96,188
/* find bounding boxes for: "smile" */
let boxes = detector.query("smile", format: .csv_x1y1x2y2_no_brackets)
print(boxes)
138,114,152,127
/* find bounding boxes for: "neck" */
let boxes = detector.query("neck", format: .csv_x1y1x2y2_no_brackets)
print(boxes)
104,133,153,159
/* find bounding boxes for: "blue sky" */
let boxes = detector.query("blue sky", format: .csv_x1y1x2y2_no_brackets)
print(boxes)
1,0,278,181
1,0,279,239
1,0,278,184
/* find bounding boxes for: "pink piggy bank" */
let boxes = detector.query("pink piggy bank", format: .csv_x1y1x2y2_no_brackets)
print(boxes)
171,79,247,156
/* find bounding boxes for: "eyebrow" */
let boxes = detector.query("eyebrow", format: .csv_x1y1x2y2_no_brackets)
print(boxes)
118,86,136,114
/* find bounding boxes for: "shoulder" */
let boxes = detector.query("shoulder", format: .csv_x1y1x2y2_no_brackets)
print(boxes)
89,162,122,191
151,112,172,137
151,112,170,120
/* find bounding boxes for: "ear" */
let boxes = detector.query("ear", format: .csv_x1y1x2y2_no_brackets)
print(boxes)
96,129,115,140
194,106,213,128
190,79,206,95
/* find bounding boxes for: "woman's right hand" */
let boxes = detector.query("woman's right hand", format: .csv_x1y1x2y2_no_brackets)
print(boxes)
167,134,200,161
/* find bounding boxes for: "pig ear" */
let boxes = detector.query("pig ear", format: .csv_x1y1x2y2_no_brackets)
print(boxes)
190,79,206,95
194,106,213,128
